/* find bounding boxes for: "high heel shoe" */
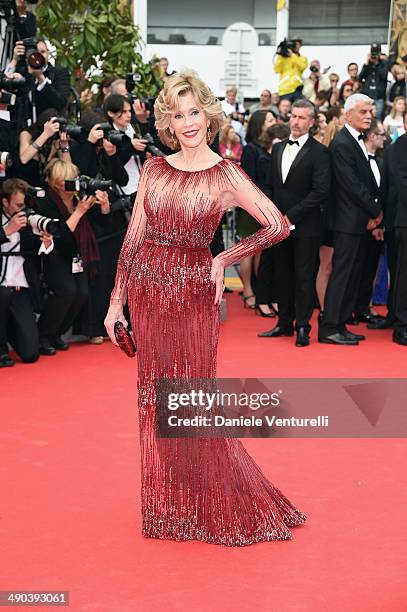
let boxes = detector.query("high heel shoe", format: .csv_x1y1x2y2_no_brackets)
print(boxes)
255,304,276,317
242,294,256,309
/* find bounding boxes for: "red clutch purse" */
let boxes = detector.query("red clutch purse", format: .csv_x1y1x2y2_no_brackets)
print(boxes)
114,321,136,357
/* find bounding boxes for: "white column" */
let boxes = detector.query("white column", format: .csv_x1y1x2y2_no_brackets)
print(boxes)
133,0,148,60
275,0,290,44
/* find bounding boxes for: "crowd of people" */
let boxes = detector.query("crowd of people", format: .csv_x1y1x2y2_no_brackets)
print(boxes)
1,18,407,366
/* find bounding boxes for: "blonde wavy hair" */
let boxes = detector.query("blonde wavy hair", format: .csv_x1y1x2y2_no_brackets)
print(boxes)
154,69,224,150
45,159,79,190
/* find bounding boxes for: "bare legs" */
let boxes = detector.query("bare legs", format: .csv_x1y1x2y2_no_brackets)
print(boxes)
316,246,333,311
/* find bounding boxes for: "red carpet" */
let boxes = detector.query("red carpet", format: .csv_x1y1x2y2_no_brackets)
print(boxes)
1,294,406,611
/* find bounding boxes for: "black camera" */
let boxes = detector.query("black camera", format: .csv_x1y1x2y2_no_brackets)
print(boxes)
64,176,112,197
310,65,319,73
370,43,381,60
276,38,296,58
0,70,26,92
96,123,130,147
143,133,165,157
50,117,87,141
21,38,46,71
23,187,59,236
110,193,133,223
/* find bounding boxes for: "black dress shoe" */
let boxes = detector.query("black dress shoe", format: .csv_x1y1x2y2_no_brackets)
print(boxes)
367,318,393,330
354,312,384,324
51,337,69,351
0,353,14,367
39,341,56,356
295,327,310,347
258,325,294,338
318,332,359,345
224,286,233,293
393,330,407,346
343,329,366,341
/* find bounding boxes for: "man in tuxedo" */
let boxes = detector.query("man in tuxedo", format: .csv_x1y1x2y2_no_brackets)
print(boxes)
391,112,407,345
318,94,382,345
350,119,387,324
258,98,331,346
368,113,407,331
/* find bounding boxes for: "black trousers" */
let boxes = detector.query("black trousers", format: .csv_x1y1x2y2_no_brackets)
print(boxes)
354,232,383,315
393,227,407,331
38,254,89,340
255,246,278,304
385,230,397,323
320,231,368,336
271,234,320,330
0,287,39,362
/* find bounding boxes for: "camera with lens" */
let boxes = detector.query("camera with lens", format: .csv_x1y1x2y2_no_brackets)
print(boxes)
50,117,87,142
125,73,151,110
310,65,319,73
96,122,130,147
370,43,381,61
64,176,112,198
143,133,165,157
0,70,26,92
23,185,59,235
21,38,46,71
276,38,297,58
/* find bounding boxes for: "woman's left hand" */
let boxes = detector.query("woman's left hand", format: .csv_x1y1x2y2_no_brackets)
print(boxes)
210,256,225,305
94,189,110,213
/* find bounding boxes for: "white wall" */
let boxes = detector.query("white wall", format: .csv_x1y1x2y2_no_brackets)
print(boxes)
147,43,389,98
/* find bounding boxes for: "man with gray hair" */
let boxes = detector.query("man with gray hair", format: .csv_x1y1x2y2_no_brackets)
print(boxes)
319,93,383,345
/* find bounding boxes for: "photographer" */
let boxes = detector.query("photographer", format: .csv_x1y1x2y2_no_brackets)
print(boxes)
302,60,331,104
358,44,388,119
36,159,108,353
0,177,53,366
69,110,128,187
103,94,148,200
8,37,71,120
274,38,308,102
18,108,71,185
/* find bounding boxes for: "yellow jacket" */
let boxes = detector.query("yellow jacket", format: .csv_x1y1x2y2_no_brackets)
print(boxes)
274,53,308,96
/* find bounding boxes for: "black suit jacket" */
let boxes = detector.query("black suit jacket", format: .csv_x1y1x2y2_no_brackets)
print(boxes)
379,145,398,231
329,127,381,234
34,65,72,115
267,136,331,238
393,133,407,228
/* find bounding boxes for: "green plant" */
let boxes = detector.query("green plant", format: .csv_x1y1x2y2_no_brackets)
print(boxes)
36,0,162,97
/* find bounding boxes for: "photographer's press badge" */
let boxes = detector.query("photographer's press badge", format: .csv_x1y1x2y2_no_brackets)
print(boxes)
72,256,83,273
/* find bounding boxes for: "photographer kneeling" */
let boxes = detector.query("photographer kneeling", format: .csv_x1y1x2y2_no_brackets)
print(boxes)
0,178,53,366
36,159,109,353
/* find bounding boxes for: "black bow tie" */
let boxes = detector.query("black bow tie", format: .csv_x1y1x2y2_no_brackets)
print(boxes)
287,139,300,146
368,154,376,161
358,133,366,141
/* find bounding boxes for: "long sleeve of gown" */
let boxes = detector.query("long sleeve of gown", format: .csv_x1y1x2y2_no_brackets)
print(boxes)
216,161,291,268
110,159,151,304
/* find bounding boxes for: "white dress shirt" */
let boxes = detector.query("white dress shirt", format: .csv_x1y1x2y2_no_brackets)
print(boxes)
1,214,29,288
368,154,381,187
281,133,309,183
114,122,141,195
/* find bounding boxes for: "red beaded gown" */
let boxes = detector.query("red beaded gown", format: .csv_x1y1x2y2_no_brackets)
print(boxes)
111,156,306,546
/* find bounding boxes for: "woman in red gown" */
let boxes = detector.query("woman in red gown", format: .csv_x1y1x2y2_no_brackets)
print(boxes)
104,70,306,546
